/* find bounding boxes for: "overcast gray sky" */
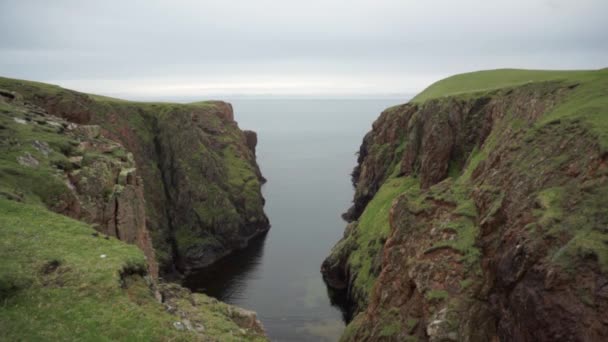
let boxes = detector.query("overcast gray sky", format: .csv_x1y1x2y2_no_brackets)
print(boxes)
1,0,607,99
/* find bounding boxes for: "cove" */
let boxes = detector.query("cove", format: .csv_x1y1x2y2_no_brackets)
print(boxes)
183,98,404,341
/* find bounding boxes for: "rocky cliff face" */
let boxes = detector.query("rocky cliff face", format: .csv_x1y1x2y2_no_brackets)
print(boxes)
323,69,608,341
0,77,269,273
0,89,158,277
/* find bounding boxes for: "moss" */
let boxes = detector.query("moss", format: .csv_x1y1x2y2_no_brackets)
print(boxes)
174,224,222,255
223,145,263,218
553,230,608,273
535,187,565,226
347,176,420,301
379,321,401,337
426,289,449,301
454,199,476,218
374,307,402,337
459,278,474,290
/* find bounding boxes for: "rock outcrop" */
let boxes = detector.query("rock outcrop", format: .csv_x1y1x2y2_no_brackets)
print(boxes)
323,69,608,341
0,90,158,277
0,77,269,274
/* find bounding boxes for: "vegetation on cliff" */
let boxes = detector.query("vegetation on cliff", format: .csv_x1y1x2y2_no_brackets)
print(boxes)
0,77,269,273
323,68,608,341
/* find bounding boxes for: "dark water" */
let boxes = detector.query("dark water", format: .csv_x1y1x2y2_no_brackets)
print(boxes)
183,98,405,341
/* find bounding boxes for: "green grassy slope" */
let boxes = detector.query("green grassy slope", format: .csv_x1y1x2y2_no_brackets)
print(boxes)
0,198,266,341
413,68,598,102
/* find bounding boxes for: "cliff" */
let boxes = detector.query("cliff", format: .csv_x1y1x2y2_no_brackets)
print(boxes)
0,87,268,339
0,77,269,273
322,68,608,341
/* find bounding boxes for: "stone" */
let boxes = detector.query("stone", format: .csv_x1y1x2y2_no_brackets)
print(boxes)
17,153,39,167
32,140,52,157
72,125,101,139
426,308,457,342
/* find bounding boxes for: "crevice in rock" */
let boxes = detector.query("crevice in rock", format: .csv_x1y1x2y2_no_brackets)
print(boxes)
114,197,121,240
152,118,181,274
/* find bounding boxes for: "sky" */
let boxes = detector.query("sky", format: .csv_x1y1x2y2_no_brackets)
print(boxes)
0,0,607,100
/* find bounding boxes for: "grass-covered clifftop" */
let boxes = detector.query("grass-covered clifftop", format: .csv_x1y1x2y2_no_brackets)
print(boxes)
0,76,269,272
323,68,608,341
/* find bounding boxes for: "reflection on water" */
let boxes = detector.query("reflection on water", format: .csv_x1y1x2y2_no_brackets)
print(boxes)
182,99,405,341
182,232,268,300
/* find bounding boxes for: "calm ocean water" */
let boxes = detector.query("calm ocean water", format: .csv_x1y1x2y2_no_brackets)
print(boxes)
183,98,406,341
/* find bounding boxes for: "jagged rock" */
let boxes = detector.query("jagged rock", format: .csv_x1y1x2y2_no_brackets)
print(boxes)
118,168,136,185
32,140,52,157
243,130,258,155
426,308,457,342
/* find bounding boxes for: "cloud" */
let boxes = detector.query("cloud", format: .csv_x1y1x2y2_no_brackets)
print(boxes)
1,0,607,98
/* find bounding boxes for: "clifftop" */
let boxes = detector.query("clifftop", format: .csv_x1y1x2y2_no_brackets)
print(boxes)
323,68,608,341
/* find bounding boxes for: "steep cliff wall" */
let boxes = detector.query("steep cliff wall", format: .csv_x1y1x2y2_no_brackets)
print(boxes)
323,69,608,341
0,77,269,273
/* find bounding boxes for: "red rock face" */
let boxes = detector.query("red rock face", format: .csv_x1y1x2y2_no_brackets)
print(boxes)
324,82,608,341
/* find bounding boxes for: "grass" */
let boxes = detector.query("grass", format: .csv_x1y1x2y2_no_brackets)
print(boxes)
0,198,267,341
0,198,184,341
0,106,77,207
412,68,598,103
347,176,420,299
535,187,565,226
425,289,449,301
